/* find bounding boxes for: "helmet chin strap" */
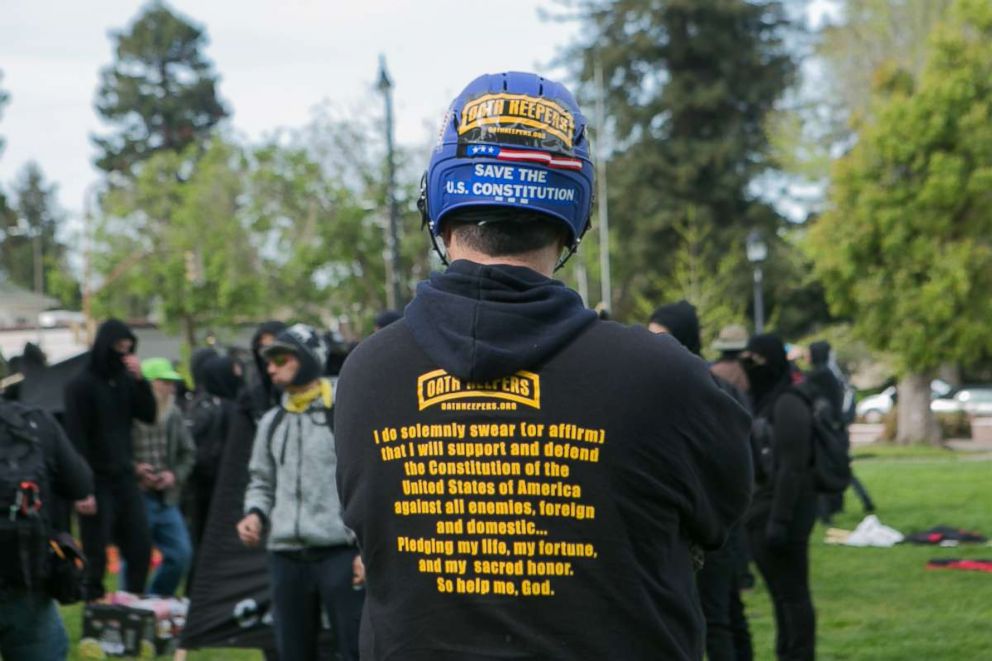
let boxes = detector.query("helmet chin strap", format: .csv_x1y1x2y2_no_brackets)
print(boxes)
553,215,591,271
427,220,450,266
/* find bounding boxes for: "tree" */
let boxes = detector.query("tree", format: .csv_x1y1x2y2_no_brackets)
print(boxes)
557,0,797,319
92,1,226,180
93,139,263,346
808,0,992,444
0,71,17,263
283,104,430,332
0,70,9,158
818,0,954,126
2,163,79,306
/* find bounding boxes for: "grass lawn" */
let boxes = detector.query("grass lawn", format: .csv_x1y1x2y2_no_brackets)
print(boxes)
61,444,991,659
745,444,992,660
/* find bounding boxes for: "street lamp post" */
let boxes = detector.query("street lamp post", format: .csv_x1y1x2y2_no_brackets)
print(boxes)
746,230,768,334
377,55,403,310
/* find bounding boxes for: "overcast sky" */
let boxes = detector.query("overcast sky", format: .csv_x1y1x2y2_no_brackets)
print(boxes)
0,0,580,218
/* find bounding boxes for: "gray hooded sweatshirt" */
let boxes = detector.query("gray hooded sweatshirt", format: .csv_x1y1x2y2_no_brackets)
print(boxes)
244,379,352,551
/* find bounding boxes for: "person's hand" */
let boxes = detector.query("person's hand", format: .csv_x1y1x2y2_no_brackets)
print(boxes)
75,495,97,516
155,470,176,490
135,463,157,490
237,512,263,547
122,353,142,379
766,521,790,548
352,554,366,587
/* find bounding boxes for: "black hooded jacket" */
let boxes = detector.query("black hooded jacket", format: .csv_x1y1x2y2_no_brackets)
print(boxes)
335,260,752,661
189,356,243,485
240,320,287,423
63,319,156,479
743,335,815,539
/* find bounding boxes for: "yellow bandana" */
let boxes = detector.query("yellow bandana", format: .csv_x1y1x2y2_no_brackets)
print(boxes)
283,378,333,413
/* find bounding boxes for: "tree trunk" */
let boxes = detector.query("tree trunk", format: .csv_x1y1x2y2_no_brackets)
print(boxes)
182,314,197,350
896,373,941,445
937,362,962,388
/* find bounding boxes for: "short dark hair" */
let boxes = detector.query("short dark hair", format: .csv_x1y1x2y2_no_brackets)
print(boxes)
446,208,569,256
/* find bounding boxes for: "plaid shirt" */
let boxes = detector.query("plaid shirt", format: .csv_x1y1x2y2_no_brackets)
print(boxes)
133,411,169,472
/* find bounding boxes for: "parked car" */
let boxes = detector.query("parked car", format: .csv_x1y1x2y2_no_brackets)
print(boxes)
930,386,992,417
855,380,953,422
857,386,897,423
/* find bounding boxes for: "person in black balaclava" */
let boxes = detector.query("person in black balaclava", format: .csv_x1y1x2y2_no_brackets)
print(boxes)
185,354,243,592
648,300,702,355
244,321,288,422
63,318,157,599
741,334,817,661
806,341,875,523
183,323,284,658
649,301,754,661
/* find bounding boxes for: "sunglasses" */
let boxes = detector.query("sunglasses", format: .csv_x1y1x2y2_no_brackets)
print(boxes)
267,353,292,367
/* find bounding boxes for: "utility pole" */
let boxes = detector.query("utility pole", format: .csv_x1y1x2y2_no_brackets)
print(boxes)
377,55,403,310
594,60,612,314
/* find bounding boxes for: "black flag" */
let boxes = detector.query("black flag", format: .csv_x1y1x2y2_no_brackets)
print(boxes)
180,404,277,652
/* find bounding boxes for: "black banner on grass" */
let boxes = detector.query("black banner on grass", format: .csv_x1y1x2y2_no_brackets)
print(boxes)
180,407,276,652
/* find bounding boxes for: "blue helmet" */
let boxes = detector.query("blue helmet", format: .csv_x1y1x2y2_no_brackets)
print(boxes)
419,72,595,264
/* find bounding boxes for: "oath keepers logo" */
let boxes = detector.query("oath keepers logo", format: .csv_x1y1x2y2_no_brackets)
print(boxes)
417,369,541,411
458,93,576,150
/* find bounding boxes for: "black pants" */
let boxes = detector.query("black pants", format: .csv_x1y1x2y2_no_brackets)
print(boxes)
78,476,152,599
269,546,364,661
748,525,815,661
698,527,753,661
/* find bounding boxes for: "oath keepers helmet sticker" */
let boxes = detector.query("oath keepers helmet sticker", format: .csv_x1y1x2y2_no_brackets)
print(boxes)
417,370,541,412
458,92,576,153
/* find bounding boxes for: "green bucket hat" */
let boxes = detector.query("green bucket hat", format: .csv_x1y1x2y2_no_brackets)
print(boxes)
141,357,183,382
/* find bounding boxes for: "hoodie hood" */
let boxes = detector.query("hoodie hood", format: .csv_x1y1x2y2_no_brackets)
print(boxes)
190,348,218,389
88,319,137,378
202,355,243,400
744,333,791,413
649,300,701,355
809,340,831,367
404,260,597,382
251,320,287,395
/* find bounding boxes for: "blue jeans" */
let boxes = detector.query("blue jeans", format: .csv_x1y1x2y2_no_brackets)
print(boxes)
0,591,69,660
143,493,193,596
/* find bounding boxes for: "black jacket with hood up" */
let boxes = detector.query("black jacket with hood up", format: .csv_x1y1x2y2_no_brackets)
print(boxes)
335,260,752,661
63,320,156,479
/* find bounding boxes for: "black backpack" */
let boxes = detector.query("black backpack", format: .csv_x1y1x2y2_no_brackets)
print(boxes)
0,404,51,591
792,382,852,495
751,384,852,495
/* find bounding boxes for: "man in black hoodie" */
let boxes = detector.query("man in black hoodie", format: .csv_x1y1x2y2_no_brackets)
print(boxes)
335,72,752,661
806,341,874,523
650,301,754,661
741,334,817,660
186,354,243,592
64,319,157,599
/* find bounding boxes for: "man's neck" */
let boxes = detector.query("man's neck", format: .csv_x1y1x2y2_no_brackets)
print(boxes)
445,238,559,277
284,380,320,394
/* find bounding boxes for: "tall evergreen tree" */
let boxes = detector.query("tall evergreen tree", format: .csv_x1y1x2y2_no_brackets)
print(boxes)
561,0,797,318
92,1,227,180
14,163,79,304
809,0,992,443
0,71,17,256
0,70,9,158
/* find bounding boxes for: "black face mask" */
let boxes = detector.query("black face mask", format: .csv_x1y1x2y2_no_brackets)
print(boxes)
742,360,781,397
